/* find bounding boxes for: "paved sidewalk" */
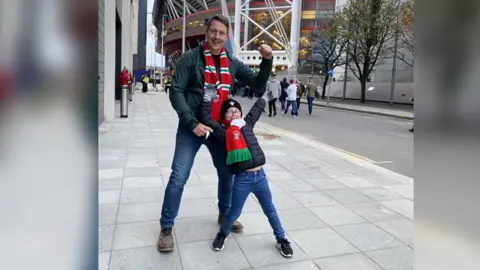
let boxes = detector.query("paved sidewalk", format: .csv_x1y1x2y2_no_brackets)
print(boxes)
99,92,414,270
299,98,414,120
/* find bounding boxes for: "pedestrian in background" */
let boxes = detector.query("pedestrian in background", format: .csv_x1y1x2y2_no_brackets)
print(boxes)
265,73,281,117
164,76,172,94
305,77,316,115
283,79,298,117
295,80,302,116
238,80,246,98
127,70,134,101
141,74,149,93
279,78,288,110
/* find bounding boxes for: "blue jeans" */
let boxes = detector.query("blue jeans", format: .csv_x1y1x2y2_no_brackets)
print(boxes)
219,169,285,241
307,96,314,114
160,127,233,229
284,100,297,116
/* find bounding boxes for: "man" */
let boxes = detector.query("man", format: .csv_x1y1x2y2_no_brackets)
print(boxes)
284,79,298,117
265,73,281,117
279,77,288,110
296,80,304,112
141,73,149,93
164,75,171,94
305,77,316,115
128,70,133,101
158,14,273,252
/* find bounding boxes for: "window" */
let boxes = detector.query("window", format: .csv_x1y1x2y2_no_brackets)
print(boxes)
302,10,334,20
302,10,316,19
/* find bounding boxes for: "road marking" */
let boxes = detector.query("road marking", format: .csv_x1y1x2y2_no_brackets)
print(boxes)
373,161,394,164
252,121,413,185
265,125,376,163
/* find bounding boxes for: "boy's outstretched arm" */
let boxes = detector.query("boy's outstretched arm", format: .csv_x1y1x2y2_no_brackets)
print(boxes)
244,95,270,127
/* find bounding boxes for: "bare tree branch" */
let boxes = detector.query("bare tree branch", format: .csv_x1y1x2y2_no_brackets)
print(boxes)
342,0,398,102
310,10,350,98
397,0,414,66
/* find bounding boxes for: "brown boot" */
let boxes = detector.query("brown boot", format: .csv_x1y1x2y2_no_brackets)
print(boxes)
218,214,244,233
157,228,174,252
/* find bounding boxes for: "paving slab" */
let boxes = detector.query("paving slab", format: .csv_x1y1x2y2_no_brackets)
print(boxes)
98,92,414,269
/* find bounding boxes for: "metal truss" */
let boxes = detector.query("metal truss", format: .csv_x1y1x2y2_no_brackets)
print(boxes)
233,0,302,68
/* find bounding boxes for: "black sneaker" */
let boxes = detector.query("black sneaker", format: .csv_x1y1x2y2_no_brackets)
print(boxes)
276,238,293,258
212,233,227,251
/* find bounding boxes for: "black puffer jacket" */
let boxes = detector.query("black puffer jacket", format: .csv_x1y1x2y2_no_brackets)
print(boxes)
198,98,267,174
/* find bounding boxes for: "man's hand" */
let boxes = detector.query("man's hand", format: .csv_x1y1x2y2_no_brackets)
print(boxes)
193,123,213,137
257,44,273,60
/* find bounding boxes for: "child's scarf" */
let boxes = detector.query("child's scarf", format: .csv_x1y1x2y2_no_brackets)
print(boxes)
203,42,231,121
223,119,252,165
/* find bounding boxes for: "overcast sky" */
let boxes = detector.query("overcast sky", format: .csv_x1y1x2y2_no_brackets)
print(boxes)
146,0,165,67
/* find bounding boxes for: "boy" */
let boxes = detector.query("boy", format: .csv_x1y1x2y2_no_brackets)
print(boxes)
198,93,294,258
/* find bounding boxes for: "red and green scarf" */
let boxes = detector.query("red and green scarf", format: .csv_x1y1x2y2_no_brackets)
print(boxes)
203,42,231,122
223,120,252,165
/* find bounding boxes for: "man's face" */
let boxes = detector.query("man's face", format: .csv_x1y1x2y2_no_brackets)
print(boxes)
206,20,228,53
224,107,242,121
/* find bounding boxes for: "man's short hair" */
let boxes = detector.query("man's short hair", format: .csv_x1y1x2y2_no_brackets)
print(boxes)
206,15,230,33
289,79,294,83
271,73,276,77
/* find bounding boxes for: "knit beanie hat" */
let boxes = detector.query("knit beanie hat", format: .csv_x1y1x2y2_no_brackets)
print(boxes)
220,99,242,121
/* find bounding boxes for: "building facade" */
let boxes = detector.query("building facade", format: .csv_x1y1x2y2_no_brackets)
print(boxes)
135,0,148,70
151,0,413,103
152,0,336,68
98,0,146,124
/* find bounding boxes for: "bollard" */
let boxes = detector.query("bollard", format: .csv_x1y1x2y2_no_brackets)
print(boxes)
121,85,129,118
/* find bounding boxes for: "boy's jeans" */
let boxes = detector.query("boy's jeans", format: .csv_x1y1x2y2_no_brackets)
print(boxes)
284,100,297,116
220,169,285,241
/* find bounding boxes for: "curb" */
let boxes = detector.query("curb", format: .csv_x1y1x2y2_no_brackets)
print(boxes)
300,100,414,120
258,122,414,187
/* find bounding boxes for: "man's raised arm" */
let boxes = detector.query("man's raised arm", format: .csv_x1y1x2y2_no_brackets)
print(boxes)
235,44,273,95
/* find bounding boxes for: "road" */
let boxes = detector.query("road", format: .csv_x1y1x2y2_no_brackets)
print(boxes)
236,97,414,177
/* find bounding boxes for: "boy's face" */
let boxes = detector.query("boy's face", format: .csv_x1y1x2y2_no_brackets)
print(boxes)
224,107,242,121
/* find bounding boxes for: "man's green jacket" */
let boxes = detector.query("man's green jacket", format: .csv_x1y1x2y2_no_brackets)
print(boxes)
169,43,272,131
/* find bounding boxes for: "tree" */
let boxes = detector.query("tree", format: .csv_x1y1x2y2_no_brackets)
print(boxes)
311,11,349,99
343,0,398,103
397,0,414,67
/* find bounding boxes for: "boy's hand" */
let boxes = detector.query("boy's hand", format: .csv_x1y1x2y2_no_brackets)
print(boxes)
261,93,272,102
231,119,246,129
204,85,218,102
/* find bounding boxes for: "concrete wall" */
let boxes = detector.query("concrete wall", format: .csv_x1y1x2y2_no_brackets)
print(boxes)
137,0,148,69
277,73,414,104
131,0,139,57
99,0,140,124
98,0,105,124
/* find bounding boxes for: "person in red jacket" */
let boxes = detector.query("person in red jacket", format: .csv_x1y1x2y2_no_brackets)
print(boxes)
119,67,129,87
